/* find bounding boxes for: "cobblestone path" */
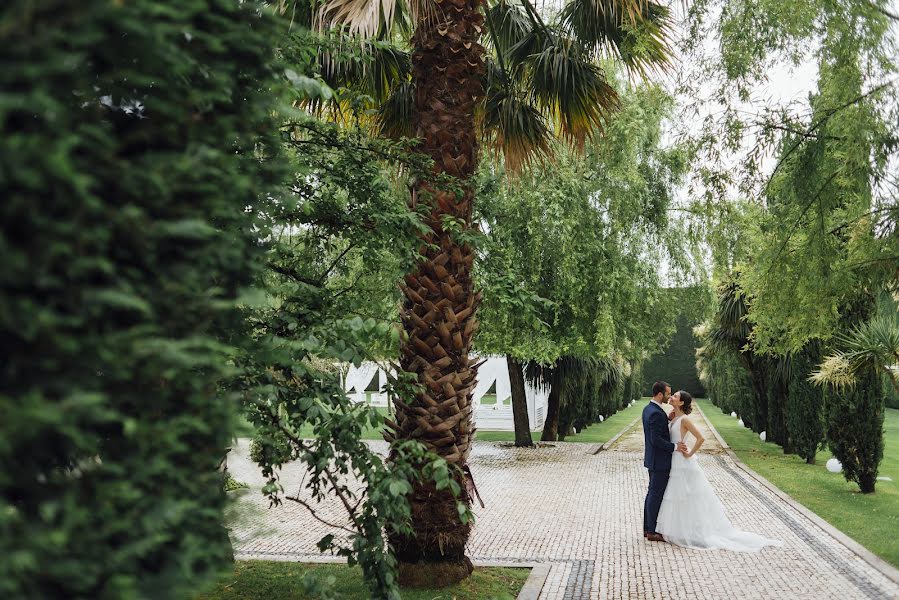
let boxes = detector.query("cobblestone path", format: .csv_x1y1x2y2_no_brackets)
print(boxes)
609,403,724,454
228,404,899,599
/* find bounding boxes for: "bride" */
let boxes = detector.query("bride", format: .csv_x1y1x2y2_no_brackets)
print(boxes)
656,390,783,552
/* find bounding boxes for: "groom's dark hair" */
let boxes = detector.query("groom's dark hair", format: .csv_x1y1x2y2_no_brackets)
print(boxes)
651,381,670,397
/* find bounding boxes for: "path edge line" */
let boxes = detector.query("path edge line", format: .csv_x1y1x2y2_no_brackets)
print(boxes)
592,414,640,454
697,402,899,586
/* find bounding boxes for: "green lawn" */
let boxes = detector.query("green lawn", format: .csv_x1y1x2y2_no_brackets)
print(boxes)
699,399,899,567
550,403,640,444
197,561,529,600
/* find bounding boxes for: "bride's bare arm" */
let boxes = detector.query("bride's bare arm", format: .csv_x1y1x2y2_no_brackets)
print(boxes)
681,417,705,458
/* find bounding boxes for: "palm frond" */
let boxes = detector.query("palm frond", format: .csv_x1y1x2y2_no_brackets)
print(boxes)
558,0,672,76
713,278,752,344
836,313,899,369
811,313,899,387
362,44,412,103
483,60,553,173
312,40,410,119
809,354,856,388
693,322,710,340
524,35,620,147
485,2,532,58
316,0,411,39
378,80,415,139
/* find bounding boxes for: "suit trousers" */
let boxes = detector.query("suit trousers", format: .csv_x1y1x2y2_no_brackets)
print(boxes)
644,469,670,534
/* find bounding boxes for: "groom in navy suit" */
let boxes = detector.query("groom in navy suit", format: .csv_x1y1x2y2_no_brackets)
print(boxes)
643,381,687,542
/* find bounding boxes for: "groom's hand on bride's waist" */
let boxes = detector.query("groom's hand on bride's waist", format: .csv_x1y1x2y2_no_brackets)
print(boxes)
676,442,688,454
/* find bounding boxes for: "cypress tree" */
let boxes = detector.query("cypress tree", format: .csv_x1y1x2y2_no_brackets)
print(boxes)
826,367,885,493
787,347,825,464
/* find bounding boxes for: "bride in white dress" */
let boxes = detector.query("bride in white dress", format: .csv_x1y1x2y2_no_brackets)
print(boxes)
656,391,783,552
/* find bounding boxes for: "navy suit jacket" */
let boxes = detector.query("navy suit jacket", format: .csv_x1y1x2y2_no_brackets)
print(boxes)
642,401,675,471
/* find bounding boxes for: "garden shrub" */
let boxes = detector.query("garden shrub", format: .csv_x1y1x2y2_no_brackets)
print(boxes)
826,368,885,493
0,1,281,596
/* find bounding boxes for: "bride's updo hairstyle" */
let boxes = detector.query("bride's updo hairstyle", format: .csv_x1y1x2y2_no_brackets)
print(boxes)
678,391,694,415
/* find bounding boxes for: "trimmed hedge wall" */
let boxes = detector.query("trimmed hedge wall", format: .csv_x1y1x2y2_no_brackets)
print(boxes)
642,311,707,397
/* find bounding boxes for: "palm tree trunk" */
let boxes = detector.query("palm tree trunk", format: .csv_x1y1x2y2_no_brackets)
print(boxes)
507,356,533,447
541,369,561,442
387,0,487,587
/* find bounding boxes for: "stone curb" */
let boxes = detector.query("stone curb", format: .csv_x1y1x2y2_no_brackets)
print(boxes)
697,402,899,587
516,563,551,600
234,552,548,597
591,415,640,455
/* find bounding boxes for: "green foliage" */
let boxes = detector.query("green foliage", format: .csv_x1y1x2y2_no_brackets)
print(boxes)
249,432,294,468
687,1,896,494
556,356,626,439
695,311,759,425
475,83,689,365
765,361,790,448
825,368,885,493
0,1,283,597
237,55,473,595
475,82,690,438
224,475,250,493
702,277,770,433
787,347,826,463
641,291,710,397
885,371,899,410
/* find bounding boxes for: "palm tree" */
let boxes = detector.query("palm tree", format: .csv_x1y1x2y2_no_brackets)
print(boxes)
810,313,899,392
706,276,769,432
313,0,672,585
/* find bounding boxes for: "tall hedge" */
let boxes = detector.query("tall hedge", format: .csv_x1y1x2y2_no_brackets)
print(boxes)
643,309,706,397
765,359,789,449
826,367,885,493
786,347,825,464
1,2,280,597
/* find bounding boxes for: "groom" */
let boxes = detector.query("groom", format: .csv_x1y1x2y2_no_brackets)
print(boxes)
643,380,687,542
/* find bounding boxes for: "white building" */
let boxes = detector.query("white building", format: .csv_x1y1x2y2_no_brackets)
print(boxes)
342,356,549,432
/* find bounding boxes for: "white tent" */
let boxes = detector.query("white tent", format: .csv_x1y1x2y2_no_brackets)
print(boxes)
344,362,389,406
471,356,512,404
342,355,548,431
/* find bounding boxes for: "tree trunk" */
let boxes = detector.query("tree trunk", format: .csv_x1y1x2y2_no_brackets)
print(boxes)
541,374,561,442
387,0,487,587
507,356,533,447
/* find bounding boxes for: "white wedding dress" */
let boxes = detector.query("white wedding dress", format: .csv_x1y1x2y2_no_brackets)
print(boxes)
656,415,783,552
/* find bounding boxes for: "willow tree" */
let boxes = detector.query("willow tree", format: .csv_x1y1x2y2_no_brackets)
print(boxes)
312,0,672,584
686,1,897,491
475,82,689,443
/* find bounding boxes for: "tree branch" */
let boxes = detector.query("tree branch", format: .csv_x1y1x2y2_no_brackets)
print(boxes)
267,261,322,287
764,169,840,277
762,79,897,195
284,494,357,534
864,0,899,21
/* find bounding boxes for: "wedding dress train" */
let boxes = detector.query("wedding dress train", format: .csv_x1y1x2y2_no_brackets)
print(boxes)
656,415,783,552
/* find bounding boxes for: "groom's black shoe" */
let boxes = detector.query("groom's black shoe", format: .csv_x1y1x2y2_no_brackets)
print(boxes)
646,533,665,542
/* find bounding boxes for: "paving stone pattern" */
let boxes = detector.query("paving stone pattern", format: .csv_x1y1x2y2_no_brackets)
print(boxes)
228,404,899,599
